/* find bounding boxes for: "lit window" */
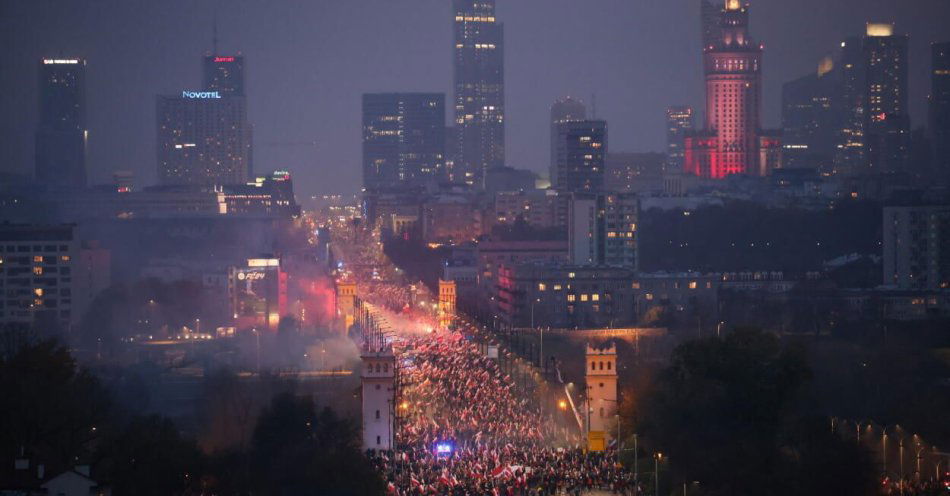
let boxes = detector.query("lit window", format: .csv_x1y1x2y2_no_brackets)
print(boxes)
567,294,576,302
689,281,698,289
34,288,43,297
33,267,43,276
580,294,589,302
538,283,546,291
553,285,562,291
592,294,600,302
645,293,654,301
568,272,576,279
33,256,43,263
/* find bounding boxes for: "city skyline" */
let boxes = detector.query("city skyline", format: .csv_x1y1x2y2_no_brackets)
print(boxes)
2,0,949,196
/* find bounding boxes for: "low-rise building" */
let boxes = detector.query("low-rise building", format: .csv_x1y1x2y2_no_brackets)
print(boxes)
476,240,569,303
494,263,637,329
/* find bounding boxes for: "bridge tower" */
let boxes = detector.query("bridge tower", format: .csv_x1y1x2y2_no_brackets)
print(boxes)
337,281,357,332
361,348,396,451
585,342,618,451
438,279,457,329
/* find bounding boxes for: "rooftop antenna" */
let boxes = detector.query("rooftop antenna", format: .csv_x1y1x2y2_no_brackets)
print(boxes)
212,10,219,55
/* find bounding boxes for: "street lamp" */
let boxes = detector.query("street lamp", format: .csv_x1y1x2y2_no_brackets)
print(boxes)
615,414,621,463
900,438,905,496
654,452,664,496
250,328,261,375
634,433,639,482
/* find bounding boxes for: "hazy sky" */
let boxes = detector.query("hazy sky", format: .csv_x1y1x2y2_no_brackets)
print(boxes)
2,0,949,197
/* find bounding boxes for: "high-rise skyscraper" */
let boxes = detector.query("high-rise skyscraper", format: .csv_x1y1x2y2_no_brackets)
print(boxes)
700,0,721,50
203,54,245,96
35,58,87,189
863,23,909,175
551,97,587,125
834,36,866,175
551,97,587,180
781,57,838,171
931,42,950,182
684,0,781,179
665,106,694,172
362,93,446,190
157,91,251,186
157,53,253,186
551,120,607,193
453,0,505,187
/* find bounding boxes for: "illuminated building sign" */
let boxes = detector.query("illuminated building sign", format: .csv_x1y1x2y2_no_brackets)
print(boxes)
248,258,280,268
214,56,236,63
182,91,222,99
236,271,266,281
43,59,79,65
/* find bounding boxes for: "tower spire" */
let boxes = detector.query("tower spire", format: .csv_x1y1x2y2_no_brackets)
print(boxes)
212,11,219,55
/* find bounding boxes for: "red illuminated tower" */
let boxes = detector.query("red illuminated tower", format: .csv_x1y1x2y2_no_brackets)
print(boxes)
685,0,781,178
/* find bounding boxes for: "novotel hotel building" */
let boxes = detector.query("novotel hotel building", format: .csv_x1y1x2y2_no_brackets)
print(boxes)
157,88,252,186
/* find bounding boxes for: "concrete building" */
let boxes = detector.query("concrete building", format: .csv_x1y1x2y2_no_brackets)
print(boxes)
0,225,109,331
551,120,607,193
568,193,639,269
476,240,569,304
931,42,950,182
494,263,637,329
493,190,563,229
883,204,950,290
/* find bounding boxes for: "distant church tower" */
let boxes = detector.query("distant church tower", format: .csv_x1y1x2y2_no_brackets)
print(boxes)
586,342,618,451
361,348,396,451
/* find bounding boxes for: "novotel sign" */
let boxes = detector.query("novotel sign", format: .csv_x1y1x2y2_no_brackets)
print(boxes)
182,91,222,99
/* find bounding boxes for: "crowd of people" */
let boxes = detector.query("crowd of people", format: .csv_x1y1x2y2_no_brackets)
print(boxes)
369,330,638,495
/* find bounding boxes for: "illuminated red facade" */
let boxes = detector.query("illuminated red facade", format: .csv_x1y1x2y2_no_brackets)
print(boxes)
685,0,781,179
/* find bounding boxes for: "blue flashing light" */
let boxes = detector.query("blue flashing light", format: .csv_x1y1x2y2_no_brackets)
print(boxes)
435,442,453,455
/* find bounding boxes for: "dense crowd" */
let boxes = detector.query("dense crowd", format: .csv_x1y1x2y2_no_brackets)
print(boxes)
370,331,637,495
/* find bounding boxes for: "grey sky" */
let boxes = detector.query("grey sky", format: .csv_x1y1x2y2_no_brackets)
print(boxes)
2,0,948,196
